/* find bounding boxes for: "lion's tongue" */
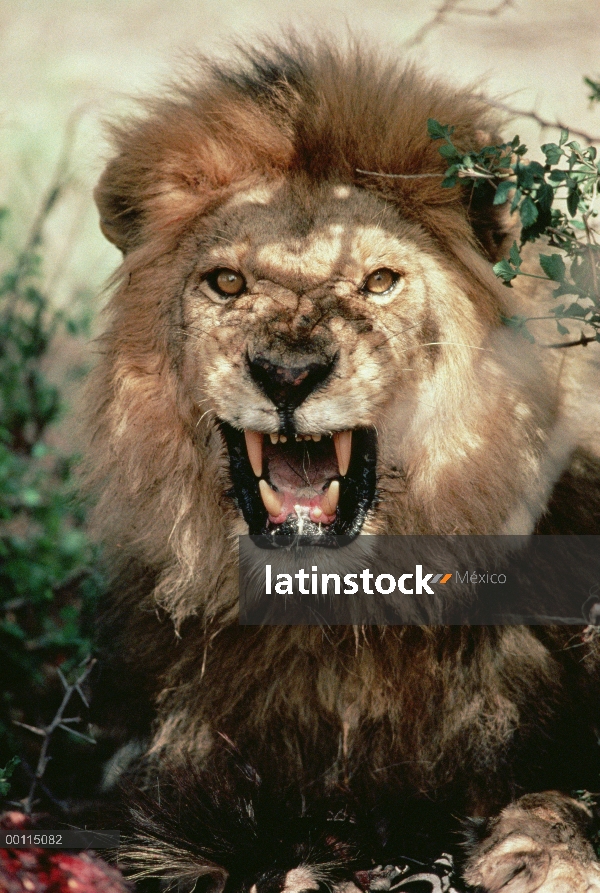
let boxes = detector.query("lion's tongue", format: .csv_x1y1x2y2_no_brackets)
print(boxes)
264,442,339,525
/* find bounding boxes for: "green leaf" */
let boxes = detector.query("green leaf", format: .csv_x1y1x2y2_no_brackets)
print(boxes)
502,314,524,328
565,302,588,318
501,314,535,342
441,175,458,189
567,189,579,217
556,321,570,335
493,259,517,284
527,161,545,179
427,118,453,141
520,196,538,228
438,143,459,159
515,162,534,190
552,280,580,299
536,182,554,213
510,188,523,214
559,128,569,146
539,254,566,282
520,323,535,343
542,143,562,165
584,77,600,104
493,180,515,205
509,241,522,268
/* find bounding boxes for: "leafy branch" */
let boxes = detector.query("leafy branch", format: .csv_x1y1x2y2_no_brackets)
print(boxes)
0,144,104,806
427,107,600,347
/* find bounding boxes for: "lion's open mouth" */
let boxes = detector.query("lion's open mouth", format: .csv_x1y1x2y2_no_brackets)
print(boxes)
220,423,377,539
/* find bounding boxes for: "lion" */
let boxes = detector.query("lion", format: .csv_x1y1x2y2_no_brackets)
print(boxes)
87,38,600,890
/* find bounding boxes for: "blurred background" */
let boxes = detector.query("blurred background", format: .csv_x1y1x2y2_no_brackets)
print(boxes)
0,0,599,814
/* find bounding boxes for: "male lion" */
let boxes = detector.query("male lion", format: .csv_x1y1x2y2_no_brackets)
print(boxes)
88,39,600,891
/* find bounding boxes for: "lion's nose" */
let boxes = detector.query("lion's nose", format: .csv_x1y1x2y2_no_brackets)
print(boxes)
247,350,337,410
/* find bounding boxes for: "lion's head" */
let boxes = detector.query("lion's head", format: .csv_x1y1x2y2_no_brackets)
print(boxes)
88,39,569,612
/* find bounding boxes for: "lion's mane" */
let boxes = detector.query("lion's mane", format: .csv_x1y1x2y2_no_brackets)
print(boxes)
87,39,600,858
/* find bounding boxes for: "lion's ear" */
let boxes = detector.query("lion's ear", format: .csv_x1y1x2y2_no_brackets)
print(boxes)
94,156,145,254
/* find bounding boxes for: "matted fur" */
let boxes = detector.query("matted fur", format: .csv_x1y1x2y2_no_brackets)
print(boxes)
87,37,600,890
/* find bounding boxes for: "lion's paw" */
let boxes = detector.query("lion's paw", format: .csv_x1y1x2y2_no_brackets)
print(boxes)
464,792,600,892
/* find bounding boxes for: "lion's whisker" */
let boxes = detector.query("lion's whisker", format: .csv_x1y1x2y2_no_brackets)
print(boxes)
196,408,216,427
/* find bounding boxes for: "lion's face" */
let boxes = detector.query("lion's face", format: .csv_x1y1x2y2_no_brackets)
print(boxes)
90,45,565,575
177,176,491,538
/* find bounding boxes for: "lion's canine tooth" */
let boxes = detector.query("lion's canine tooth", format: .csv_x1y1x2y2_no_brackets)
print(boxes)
333,431,352,476
321,480,340,515
244,430,263,477
270,433,279,445
259,479,284,516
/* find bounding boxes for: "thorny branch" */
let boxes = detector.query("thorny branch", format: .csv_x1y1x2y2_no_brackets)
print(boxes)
405,1,600,144
474,96,600,145
405,0,513,48
14,657,96,814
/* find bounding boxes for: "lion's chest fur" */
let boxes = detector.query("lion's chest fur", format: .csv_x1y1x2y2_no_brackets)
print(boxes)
145,623,591,812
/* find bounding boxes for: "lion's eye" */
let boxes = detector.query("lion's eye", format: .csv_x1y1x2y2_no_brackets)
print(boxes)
206,268,246,299
362,268,399,295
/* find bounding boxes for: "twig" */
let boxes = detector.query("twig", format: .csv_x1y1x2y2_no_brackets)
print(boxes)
356,167,503,183
403,1,600,143
13,722,45,737
542,332,598,349
405,0,513,48
16,657,96,814
474,96,600,144
356,169,441,179
451,0,513,14
15,758,69,814
405,0,460,49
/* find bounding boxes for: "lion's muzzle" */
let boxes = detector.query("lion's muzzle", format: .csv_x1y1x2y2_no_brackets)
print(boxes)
246,349,338,417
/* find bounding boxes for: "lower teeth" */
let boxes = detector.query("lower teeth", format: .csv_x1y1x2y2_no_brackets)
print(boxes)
259,479,283,516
